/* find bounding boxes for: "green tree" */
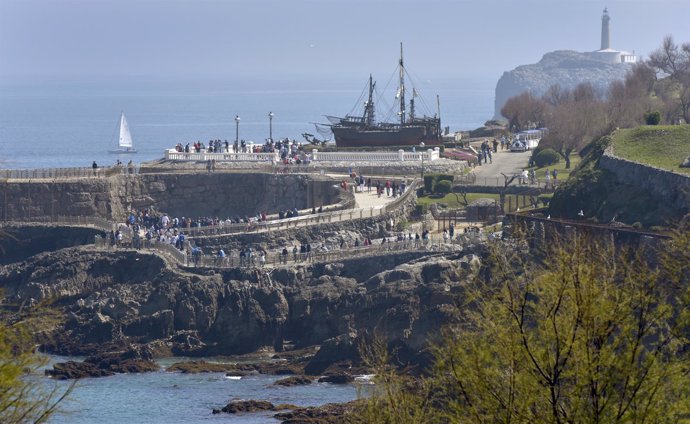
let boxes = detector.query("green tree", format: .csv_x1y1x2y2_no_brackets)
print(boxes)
0,320,73,424
648,36,690,124
541,83,607,169
351,228,690,424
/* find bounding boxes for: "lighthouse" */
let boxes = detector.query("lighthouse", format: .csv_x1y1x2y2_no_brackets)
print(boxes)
592,8,636,64
601,7,610,50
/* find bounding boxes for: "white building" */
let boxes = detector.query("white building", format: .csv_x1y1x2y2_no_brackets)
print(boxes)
589,8,637,64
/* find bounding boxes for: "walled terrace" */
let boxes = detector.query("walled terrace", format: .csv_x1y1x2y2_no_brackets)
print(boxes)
0,171,345,222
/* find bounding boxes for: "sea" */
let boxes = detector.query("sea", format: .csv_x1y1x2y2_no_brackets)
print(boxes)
42,355,365,424
0,76,495,169
2,76,494,422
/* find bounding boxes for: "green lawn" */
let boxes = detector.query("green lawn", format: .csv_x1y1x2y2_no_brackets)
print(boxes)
611,125,690,175
527,154,582,180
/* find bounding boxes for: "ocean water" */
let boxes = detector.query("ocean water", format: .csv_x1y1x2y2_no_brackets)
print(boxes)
44,356,363,424
0,77,494,169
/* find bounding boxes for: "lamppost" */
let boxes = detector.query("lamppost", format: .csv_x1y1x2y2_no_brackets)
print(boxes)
419,141,425,184
268,111,274,142
234,115,241,144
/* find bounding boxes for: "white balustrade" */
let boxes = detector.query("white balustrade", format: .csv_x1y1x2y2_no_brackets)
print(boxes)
310,148,439,162
164,147,440,163
165,149,279,162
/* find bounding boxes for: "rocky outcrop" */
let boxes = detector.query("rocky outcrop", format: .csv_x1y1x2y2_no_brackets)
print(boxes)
1,238,480,371
212,400,296,415
494,50,633,118
273,375,314,386
0,224,102,265
46,346,159,379
273,400,364,423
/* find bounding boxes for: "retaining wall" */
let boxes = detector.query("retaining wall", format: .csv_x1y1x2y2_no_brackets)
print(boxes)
601,145,690,211
0,173,342,221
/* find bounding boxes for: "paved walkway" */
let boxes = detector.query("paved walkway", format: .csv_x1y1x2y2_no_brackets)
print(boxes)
470,149,531,186
352,187,400,209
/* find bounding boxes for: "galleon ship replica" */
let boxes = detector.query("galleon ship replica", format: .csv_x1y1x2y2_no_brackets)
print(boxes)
325,44,442,148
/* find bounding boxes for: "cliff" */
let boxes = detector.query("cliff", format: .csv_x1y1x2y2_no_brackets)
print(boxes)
0,242,482,369
0,173,340,221
494,50,634,118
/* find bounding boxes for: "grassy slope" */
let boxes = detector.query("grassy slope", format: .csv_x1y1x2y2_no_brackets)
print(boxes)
527,155,582,180
548,132,688,228
611,125,690,175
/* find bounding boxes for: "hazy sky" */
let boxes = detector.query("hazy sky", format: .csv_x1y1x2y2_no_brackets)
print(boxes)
1,0,689,84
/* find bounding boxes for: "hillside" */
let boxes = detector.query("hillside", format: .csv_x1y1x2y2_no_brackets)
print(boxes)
494,50,633,118
611,125,690,175
548,128,690,228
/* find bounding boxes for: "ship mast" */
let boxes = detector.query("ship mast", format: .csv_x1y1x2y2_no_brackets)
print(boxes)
365,74,375,127
398,42,406,126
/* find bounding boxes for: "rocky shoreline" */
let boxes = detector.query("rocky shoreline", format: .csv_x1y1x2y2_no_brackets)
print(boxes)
1,221,484,421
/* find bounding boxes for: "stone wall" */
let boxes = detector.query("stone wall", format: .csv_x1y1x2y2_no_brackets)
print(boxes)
190,189,419,251
0,173,342,221
600,146,690,212
0,179,115,221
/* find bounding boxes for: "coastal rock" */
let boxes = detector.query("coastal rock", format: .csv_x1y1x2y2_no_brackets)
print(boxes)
494,50,633,118
46,346,158,379
318,373,355,384
212,400,296,415
273,400,364,423
681,157,690,168
304,332,360,375
45,361,115,379
273,375,314,386
166,360,253,374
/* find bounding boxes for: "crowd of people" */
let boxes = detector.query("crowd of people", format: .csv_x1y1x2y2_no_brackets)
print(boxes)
192,225,474,269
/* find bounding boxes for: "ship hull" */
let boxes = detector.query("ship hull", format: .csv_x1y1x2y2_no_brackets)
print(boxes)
332,125,441,148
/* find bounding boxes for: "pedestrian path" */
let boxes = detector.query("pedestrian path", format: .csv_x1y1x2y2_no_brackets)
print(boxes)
352,187,400,209
470,150,531,186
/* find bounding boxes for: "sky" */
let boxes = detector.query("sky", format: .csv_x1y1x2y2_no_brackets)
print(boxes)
1,0,689,86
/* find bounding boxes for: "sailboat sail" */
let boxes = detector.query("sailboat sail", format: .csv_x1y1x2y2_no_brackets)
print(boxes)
109,112,137,153
119,113,133,148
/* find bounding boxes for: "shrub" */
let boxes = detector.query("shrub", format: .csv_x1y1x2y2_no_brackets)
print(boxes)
435,180,452,194
644,111,661,125
534,148,560,167
423,174,455,193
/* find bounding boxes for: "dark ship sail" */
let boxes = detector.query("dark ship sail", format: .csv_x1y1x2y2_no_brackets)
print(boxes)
327,43,442,148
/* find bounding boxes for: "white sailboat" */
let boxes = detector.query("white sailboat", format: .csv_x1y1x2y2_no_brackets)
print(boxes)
108,112,137,154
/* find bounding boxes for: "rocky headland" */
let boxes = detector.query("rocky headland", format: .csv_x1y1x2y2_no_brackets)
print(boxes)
494,50,634,118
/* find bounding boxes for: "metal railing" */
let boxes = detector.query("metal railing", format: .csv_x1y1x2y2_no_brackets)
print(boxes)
178,204,384,237
95,234,189,264
3,215,115,232
467,175,559,189
179,179,418,238
0,165,139,180
184,235,468,269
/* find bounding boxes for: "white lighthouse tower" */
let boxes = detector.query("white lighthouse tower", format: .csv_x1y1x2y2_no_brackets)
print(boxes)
592,8,637,64
601,7,611,50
